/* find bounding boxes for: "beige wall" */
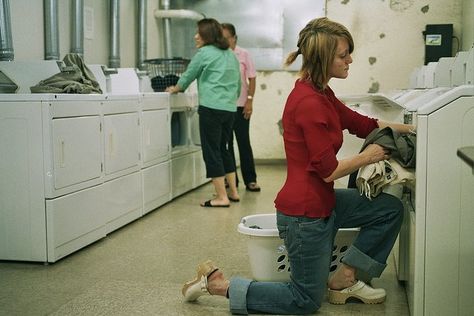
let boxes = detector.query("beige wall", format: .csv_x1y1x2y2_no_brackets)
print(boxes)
251,0,468,160
6,0,473,160
462,0,474,50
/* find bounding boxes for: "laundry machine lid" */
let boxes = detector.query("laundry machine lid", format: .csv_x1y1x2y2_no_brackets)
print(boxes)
416,85,474,115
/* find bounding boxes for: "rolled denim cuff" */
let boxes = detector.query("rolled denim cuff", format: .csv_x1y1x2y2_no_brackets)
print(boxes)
342,245,386,278
229,277,252,315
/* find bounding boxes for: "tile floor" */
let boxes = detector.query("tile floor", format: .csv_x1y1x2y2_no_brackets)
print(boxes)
0,164,410,315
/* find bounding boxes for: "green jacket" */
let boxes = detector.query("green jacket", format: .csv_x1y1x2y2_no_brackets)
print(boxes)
177,45,241,112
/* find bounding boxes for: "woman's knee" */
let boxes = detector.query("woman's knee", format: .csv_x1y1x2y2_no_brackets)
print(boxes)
381,193,404,224
296,300,320,314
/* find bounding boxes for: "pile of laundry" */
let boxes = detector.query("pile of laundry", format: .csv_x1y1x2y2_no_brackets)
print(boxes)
356,158,415,199
353,127,416,199
30,53,102,94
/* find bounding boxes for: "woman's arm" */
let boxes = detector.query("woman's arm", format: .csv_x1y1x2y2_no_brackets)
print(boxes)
323,121,415,182
378,120,416,134
323,143,389,183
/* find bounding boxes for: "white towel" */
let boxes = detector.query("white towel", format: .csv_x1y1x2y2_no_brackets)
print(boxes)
356,159,415,199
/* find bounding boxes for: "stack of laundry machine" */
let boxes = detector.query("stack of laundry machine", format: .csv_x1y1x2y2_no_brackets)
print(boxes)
338,44,474,316
0,59,207,263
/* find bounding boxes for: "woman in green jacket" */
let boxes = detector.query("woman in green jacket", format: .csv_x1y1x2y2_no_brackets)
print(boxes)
167,18,241,207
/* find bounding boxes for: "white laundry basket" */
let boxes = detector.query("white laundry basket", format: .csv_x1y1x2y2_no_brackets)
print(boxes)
237,213,359,282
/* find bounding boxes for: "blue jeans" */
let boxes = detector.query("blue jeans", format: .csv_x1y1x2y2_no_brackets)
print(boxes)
228,189,403,315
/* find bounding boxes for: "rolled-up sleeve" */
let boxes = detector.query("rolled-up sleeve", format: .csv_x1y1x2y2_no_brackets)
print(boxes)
295,98,339,179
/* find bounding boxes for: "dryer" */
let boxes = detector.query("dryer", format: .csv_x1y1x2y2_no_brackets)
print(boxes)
0,61,107,262
340,45,474,316
138,71,172,214
169,92,201,198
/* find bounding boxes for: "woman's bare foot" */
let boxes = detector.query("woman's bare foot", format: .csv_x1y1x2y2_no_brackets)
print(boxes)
200,197,230,207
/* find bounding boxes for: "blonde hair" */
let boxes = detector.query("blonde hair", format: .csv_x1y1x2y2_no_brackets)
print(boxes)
285,17,354,90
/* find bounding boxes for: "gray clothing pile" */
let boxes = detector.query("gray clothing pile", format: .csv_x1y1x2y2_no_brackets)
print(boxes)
30,53,102,94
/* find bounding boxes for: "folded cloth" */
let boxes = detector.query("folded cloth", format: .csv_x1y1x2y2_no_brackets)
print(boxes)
30,53,102,94
348,126,416,189
356,159,415,199
386,159,415,187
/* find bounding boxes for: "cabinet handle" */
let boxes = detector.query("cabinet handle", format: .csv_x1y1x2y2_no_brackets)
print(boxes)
145,129,151,146
60,140,65,167
109,133,114,155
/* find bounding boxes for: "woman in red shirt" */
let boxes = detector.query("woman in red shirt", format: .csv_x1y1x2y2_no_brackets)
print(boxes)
181,17,414,314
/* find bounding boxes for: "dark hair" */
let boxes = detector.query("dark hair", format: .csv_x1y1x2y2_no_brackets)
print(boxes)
197,18,229,50
221,23,237,39
285,17,354,90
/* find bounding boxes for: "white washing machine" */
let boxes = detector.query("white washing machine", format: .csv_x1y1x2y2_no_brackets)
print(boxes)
338,45,474,315
0,61,108,262
85,66,143,234
408,85,474,316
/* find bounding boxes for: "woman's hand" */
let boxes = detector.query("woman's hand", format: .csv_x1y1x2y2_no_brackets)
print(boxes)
322,144,390,183
165,85,180,94
243,101,253,120
361,144,390,164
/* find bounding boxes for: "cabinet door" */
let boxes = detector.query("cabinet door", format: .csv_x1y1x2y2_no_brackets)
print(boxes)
52,116,102,190
142,109,170,166
103,112,140,176
143,161,171,214
171,154,194,198
189,108,201,146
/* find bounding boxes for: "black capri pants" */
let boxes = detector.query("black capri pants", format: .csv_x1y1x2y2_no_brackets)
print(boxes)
198,105,236,178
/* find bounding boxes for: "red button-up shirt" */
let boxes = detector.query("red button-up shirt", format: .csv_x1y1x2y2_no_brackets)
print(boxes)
274,80,378,218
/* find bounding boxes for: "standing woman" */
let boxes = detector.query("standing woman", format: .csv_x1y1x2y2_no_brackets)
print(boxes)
221,23,261,192
167,18,241,207
181,17,414,314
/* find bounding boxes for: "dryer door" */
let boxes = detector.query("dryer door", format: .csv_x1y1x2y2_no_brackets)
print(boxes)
52,116,102,190
142,109,170,166
103,112,140,177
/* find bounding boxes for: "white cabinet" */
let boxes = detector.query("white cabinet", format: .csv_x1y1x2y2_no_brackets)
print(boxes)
142,161,171,214
171,154,194,198
46,184,106,262
193,150,207,188
103,171,142,233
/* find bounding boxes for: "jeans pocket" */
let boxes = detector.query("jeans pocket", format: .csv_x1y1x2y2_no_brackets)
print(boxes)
277,224,288,240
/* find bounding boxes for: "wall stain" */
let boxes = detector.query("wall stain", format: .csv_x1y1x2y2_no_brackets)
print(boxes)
368,81,380,93
389,0,414,12
341,0,350,4
369,57,377,65
421,5,429,13
379,33,386,39
277,89,282,96
260,83,267,90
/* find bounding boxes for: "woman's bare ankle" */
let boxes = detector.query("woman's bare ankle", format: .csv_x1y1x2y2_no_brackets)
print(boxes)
328,263,356,290
207,270,230,296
